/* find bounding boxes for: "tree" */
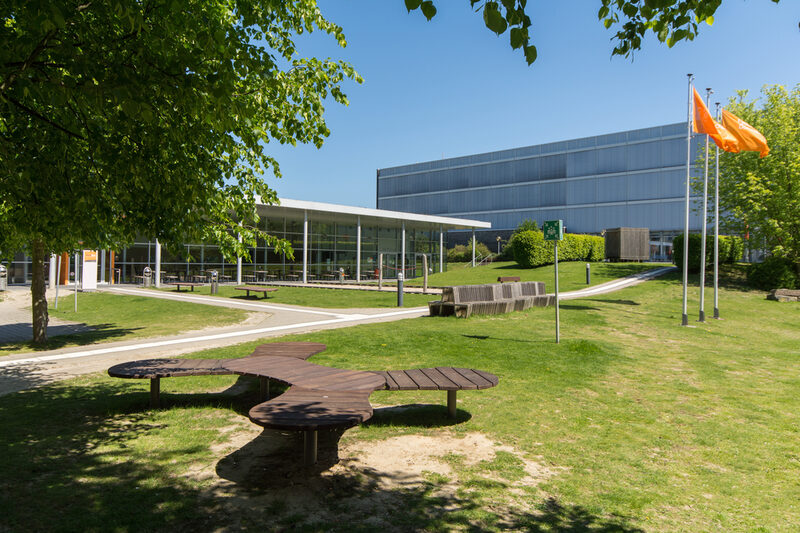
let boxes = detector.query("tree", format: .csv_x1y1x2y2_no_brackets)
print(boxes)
717,84,800,272
1,1,360,343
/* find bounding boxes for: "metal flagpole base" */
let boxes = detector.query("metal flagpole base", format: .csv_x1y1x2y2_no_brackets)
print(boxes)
681,314,689,326
698,310,705,323
713,308,721,319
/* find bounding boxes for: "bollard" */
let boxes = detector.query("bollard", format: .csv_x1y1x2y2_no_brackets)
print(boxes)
143,266,152,288
339,267,345,283
586,263,591,285
210,270,218,294
397,272,404,307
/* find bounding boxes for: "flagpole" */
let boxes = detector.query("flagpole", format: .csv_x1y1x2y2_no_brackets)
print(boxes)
713,102,721,319
698,88,712,323
682,74,694,327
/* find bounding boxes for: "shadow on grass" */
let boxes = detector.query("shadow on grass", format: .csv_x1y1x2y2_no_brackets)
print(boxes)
0,323,144,353
1,378,644,531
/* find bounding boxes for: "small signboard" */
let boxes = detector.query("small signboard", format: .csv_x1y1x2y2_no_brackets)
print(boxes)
543,220,564,241
82,249,98,291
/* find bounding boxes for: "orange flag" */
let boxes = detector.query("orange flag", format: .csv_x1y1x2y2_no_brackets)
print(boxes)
721,109,770,158
692,88,739,152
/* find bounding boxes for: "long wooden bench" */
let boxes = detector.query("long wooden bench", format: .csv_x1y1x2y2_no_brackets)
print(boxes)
108,342,498,465
235,285,278,299
497,276,521,283
429,281,554,318
166,282,204,292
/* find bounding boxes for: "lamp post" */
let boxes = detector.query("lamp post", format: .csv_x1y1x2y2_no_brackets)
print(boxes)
496,236,501,255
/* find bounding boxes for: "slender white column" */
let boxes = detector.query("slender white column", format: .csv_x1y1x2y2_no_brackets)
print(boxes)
302,211,308,284
100,250,105,283
49,254,57,288
401,222,406,278
439,226,444,273
154,239,162,288
236,232,243,285
471,229,476,267
356,216,362,283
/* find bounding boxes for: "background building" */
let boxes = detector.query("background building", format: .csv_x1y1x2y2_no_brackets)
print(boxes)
377,123,703,261
4,199,489,285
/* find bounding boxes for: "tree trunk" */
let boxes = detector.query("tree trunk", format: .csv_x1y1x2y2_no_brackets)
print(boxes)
31,239,49,345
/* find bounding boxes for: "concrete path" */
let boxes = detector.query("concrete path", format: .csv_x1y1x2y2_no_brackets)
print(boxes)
0,266,674,396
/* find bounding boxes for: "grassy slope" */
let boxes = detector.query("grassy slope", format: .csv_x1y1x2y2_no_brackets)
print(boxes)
1,269,798,531
405,260,659,290
0,292,247,354
173,284,437,308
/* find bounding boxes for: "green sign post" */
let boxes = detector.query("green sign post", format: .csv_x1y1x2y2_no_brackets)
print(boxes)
543,220,564,343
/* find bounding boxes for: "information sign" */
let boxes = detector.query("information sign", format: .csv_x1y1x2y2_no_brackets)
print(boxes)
543,220,564,241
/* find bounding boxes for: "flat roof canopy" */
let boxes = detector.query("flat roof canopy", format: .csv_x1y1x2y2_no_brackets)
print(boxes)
257,198,491,231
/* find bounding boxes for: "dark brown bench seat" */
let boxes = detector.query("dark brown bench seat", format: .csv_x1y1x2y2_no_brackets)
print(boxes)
235,285,278,299
497,276,521,283
374,367,499,417
429,281,554,318
167,282,204,292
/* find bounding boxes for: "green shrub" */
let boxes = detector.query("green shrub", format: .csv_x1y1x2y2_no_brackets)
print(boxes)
728,236,744,263
512,231,605,268
674,233,744,272
447,242,491,262
747,256,799,290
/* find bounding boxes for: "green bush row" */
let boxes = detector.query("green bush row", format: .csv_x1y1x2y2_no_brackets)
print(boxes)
447,242,492,262
512,231,604,268
672,233,744,272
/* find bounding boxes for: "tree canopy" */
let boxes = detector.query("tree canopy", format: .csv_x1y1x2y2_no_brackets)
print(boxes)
717,84,800,270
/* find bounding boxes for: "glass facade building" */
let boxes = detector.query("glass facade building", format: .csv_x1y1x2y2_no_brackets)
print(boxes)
4,199,489,285
377,123,704,260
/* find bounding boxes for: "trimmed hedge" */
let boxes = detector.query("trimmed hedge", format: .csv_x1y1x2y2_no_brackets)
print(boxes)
673,233,743,272
447,242,491,262
747,256,799,290
512,231,604,268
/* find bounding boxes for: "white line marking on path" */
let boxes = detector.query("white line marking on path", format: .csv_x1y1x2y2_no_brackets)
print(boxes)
0,308,426,368
106,287,348,318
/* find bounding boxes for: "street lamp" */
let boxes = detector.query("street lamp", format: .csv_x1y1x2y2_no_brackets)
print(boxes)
496,235,502,255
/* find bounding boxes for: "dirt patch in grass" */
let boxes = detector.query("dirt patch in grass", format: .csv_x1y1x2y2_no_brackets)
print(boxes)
194,422,557,530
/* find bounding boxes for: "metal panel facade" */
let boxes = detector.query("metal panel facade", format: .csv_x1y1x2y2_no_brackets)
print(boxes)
377,123,703,237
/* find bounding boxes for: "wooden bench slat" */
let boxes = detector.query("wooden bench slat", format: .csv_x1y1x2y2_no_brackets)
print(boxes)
436,367,478,389
454,368,494,389
385,370,419,390
420,367,459,389
404,368,439,390
248,342,326,359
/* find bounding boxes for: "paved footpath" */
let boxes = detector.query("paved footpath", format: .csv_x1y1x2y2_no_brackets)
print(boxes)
0,267,673,396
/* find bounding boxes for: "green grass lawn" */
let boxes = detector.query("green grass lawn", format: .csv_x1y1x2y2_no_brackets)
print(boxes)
156,284,438,308
2,268,798,531
404,260,661,290
0,292,247,355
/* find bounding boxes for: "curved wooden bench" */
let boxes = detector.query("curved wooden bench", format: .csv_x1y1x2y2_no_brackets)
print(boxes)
109,342,499,465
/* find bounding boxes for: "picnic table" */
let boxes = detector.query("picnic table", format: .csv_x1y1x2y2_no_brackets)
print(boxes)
235,285,278,299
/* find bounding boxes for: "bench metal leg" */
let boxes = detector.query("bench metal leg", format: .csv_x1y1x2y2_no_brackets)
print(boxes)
150,377,160,408
304,430,318,465
447,390,457,418
259,376,270,401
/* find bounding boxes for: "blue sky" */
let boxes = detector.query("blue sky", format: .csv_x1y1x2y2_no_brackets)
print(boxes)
266,0,800,208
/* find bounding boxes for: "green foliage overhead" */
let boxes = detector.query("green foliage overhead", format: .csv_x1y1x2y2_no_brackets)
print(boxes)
717,85,800,271
0,0,361,261
406,0,782,65
512,230,603,268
